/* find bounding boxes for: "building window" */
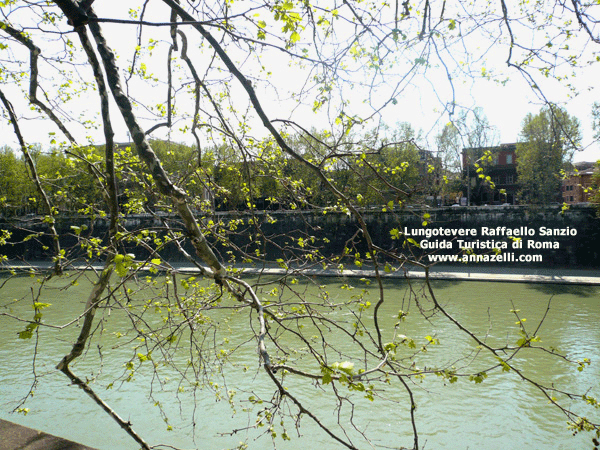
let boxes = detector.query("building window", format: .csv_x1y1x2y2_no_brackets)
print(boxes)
506,154,513,164
506,175,514,184
570,196,574,202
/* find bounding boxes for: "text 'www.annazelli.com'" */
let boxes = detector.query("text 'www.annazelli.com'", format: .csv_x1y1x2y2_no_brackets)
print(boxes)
427,253,543,263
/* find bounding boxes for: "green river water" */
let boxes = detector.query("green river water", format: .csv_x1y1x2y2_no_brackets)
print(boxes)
0,272,599,450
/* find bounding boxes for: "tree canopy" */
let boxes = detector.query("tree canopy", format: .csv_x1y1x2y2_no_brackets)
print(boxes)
1,1,600,450
517,106,582,204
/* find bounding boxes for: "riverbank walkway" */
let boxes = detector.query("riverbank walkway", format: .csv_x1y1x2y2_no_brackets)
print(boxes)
0,419,98,450
3,261,600,285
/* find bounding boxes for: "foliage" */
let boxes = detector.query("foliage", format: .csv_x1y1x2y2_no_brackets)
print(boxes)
438,108,500,205
0,146,35,214
0,1,599,450
516,106,582,204
0,131,441,215
593,102,600,142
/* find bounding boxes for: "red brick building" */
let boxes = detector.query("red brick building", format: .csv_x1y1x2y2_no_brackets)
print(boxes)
462,143,518,205
562,162,598,204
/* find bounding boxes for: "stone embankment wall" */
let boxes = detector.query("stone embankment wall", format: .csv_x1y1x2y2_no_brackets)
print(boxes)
1,205,599,268
241,204,599,268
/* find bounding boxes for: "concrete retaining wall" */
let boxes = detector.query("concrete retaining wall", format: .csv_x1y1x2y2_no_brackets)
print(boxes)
1,205,599,268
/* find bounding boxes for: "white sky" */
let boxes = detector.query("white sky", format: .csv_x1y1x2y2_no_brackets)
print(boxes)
0,1,598,163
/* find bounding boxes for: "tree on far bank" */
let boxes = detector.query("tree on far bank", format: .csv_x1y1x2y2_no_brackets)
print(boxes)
440,108,499,205
592,102,600,142
587,102,600,205
0,2,599,450
516,106,582,204
0,147,34,215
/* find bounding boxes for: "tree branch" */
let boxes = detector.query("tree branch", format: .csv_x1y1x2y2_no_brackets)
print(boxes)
0,22,77,143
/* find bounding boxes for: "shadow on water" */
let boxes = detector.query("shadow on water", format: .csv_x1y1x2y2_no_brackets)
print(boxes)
379,275,599,299
524,282,600,298
337,276,465,291
426,278,465,289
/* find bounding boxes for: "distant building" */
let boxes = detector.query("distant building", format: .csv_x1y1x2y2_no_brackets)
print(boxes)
462,143,518,205
561,162,598,204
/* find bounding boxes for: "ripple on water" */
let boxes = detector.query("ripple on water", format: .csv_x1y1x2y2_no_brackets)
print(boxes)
1,276,598,450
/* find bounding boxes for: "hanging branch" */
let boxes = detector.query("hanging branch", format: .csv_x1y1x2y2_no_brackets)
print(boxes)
13,2,595,449
83,9,226,281
144,37,174,136
75,26,119,236
161,0,396,376
423,270,598,428
570,0,600,44
228,276,359,450
136,0,174,136
55,263,153,450
54,23,150,450
175,29,203,166
0,22,76,144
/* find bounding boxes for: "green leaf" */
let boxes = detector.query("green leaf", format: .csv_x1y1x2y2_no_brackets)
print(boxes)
32,302,51,310
469,372,487,383
18,323,38,339
338,361,354,375
115,262,128,278
18,329,33,339
137,352,152,362
407,238,420,247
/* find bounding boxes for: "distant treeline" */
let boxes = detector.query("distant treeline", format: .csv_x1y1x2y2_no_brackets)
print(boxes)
0,130,456,218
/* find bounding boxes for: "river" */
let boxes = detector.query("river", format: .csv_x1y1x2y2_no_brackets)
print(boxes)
0,272,598,450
